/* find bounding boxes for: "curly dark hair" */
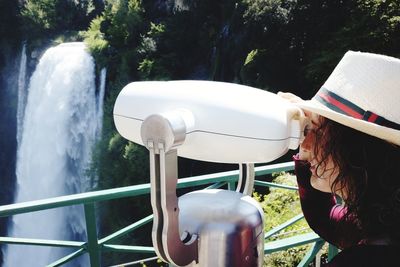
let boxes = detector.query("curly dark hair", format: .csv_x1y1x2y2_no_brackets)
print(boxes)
312,118,400,243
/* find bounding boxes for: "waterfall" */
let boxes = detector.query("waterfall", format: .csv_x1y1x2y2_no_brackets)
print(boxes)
16,43,27,148
96,67,106,137
174,0,190,11
3,42,102,266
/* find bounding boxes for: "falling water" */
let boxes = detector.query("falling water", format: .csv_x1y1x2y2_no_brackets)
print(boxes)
3,42,102,266
96,67,106,137
16,43,27,147
174,0,190,11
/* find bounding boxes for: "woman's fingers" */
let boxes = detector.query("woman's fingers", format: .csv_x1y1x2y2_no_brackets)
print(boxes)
277,91,312,118
277,91,304,103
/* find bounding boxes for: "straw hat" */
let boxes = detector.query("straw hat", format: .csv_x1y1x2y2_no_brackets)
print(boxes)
297,51,400,146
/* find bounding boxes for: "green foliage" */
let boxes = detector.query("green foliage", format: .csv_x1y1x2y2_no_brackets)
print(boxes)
90,79,149,190
255,172,311,266
21,0,95,39
148,22,166,37
288,0,400,92
101,0,144,47
353,0,400,54
22,0,57,30
137,58,154,79
82,0,148,81
88,79,152,265
81,16,109,67
135,22,171,80
257,173,308,237
242,0,296,25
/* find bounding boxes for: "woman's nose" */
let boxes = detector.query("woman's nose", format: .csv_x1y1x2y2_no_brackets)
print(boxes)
298,131,313,161
300,133,313,152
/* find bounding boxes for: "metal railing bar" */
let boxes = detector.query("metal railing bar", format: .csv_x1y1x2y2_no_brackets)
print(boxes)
228,181,236,191
99,214,153,245
0,171,239,218
254,162,295,176
264,232,322,254
46,248,86,267
204,182,227,189
0,237,85,248
296,240,325,267
265,213,304,239
107,256,160,267
0,184,151,217
178,170,239,187
0,161,300,266
102,244,156,253
271,227,310,238
0,162,295,218
85,203,101,267
254,180,298,190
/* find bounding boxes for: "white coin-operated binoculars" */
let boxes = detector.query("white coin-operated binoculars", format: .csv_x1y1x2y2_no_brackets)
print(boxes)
113,81,306,266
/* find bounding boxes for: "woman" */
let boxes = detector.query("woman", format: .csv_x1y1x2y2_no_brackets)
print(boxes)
279,51,400,266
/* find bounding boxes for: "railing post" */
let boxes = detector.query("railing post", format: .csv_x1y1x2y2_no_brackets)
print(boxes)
228,181,236,191
84,203,101,267
328,244,339,261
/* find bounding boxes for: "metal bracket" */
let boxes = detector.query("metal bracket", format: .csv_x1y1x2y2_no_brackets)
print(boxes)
142,113,198,266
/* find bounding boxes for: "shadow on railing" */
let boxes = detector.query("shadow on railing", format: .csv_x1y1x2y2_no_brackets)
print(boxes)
0,162,337,267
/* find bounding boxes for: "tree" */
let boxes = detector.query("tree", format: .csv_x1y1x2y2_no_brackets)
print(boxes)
21,0,98,39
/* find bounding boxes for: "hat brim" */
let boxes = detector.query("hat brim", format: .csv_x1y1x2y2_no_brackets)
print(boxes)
296,99,400,146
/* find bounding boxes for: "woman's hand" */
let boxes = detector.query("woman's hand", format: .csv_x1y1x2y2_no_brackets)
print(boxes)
277,91,304,104
277,92,312,161
277,92,311,116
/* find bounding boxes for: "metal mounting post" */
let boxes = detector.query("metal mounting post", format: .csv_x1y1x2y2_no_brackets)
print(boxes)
236,163,255,196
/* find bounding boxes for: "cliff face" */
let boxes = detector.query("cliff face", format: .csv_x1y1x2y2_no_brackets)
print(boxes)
0,43,18,201
0,0,21,213
0,42,19,267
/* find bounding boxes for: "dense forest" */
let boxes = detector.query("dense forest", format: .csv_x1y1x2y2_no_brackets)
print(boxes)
0,0,399,266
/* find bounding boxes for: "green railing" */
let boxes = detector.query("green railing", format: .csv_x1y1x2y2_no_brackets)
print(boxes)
0,162,338,266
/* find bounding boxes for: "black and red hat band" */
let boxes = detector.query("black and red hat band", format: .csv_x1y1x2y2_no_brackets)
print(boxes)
315,87,400,131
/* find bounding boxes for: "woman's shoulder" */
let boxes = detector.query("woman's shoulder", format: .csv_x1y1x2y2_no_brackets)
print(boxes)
325,244,399,267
